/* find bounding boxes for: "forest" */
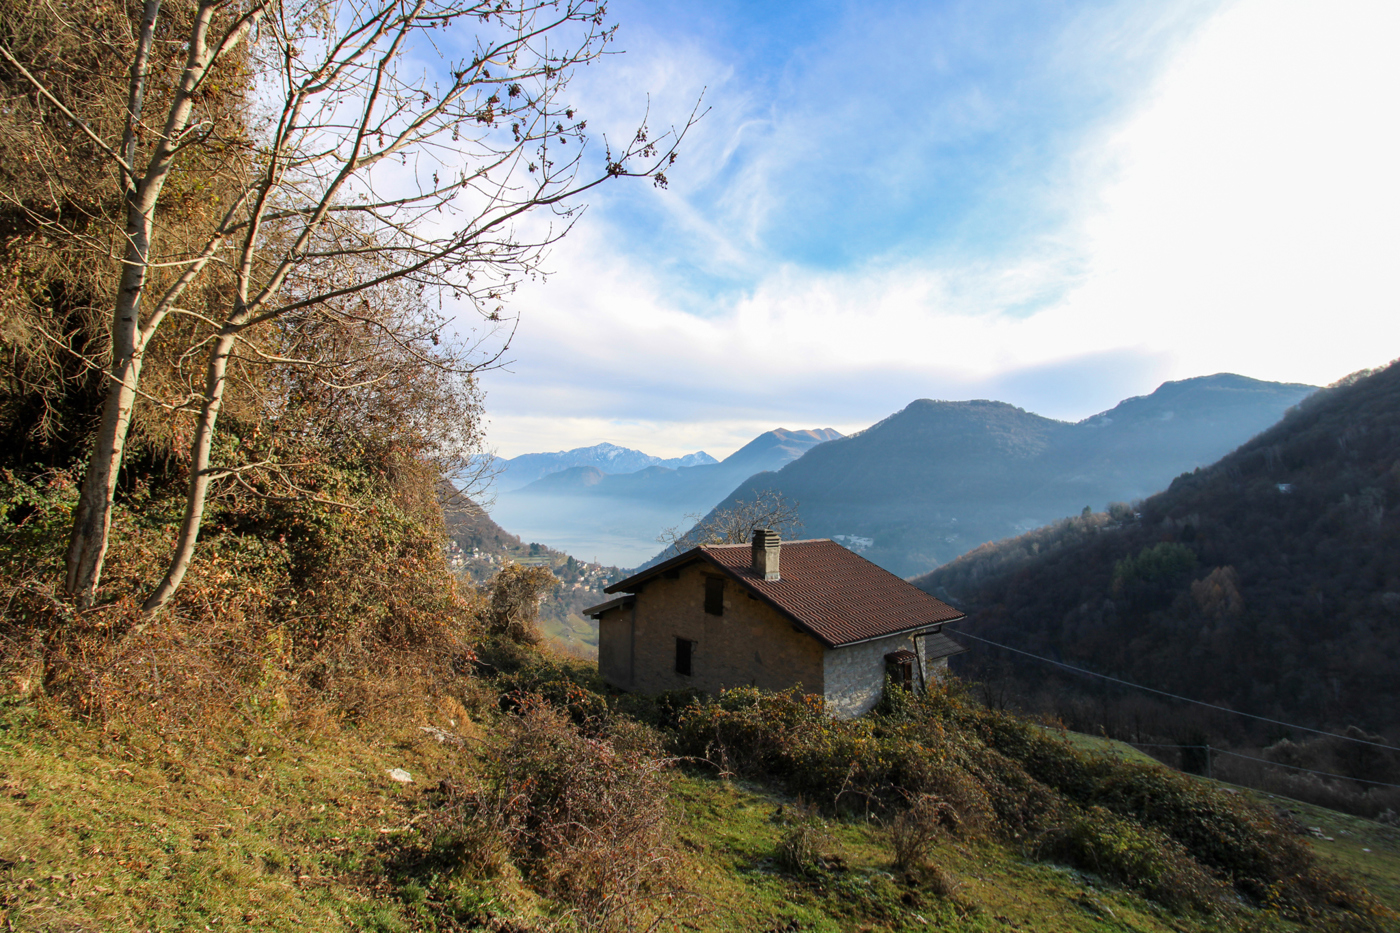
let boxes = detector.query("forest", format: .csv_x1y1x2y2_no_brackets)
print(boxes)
918,360,1400,818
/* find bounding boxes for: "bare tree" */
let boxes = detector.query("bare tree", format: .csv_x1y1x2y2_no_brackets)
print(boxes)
1,0,696,614
656,490,802,558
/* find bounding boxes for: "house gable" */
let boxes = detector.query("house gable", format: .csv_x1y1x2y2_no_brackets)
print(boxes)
595,558,825,696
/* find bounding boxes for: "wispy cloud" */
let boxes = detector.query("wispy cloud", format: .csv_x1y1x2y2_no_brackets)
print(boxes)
467,0,1400,458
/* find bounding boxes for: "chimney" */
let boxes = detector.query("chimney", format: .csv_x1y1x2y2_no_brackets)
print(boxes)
751,528,781,581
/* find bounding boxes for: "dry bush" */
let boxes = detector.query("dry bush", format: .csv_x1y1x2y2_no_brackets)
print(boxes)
672,682,1393,927
0,457,485,732
775,800,834,876
888,794,957,871
461,697,684,932
893,753,994,836
924,864,963,900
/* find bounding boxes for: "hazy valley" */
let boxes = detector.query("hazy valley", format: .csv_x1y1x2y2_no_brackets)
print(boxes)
486,428,842,566
493,373,1314,575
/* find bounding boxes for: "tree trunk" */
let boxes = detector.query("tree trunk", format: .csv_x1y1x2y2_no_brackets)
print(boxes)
141,326,238,617
63,0,222,606
63,230,150,605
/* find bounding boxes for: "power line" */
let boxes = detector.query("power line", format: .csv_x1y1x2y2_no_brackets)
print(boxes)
955,630,1400,752
1128,742,1400,789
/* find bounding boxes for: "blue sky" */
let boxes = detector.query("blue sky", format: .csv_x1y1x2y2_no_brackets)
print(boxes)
472,0,1400,458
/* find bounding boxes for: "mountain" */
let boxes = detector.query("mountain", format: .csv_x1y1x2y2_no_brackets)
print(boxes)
707,375,1315,576
514,427,846,505
510,427,844,507
916,359,1400,743
496,442,717,491
486,428,842,567
442,490,526,558
721,428,846,473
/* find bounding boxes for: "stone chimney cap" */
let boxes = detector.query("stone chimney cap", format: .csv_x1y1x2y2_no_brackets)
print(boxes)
751,528,781,580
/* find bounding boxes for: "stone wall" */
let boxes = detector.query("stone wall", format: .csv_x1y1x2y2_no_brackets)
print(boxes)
601,560,826,697
823,632,918,719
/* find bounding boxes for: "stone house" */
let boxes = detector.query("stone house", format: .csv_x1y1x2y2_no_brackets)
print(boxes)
585,530,967,719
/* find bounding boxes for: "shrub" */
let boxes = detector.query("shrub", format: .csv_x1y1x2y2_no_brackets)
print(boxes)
671,680,1392,927
479,563,556,644
887,794,955,871
487,644,613,731
0,456,485,730
465,696,680,932
775,801,834,876
1038,805,1225,909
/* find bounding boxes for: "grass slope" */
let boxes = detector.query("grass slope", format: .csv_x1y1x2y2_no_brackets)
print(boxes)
674,772,1242,932
3,675,1397,933
0,696,483,931
1055,727,1400,913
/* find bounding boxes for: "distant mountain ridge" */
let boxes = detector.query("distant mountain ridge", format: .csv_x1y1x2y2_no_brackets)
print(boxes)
704,374,1315,576
486,428,843,567
511,427,843,504
497,442,717,490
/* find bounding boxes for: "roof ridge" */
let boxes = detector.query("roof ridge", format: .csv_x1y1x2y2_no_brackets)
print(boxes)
606,538,964,648
700,537,833,549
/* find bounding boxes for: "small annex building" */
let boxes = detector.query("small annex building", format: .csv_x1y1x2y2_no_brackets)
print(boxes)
585,530,967,719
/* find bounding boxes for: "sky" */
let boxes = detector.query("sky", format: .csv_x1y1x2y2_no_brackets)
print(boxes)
465,0,1400,459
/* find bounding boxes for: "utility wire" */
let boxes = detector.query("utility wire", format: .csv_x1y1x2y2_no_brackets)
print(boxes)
954,630,1400,752
1128,742,1400,789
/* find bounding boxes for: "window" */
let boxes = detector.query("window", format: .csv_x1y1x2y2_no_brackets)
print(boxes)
704,576,725,616
675,637,694,676
887,660,914,689
885,649,917,691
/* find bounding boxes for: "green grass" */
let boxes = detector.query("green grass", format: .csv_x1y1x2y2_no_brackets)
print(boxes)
1051,726,1400,915
1241,790,1400,913
0,696,477,931
3,692,1395,933
538,611,600,657
669,770,1307,932
1037,725,1162,766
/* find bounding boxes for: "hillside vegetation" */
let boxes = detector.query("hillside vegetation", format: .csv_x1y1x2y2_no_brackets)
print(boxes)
917,360,1400,813
442,497,621,655
4,641,1397,932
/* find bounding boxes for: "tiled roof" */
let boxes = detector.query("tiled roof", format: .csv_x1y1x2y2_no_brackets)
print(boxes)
606,539,965,648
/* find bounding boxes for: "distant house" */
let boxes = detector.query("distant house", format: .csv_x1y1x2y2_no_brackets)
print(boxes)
585,530,967,719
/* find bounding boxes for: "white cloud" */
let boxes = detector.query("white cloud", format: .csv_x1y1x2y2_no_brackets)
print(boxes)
1051,0,1400,384
474,0,1400,458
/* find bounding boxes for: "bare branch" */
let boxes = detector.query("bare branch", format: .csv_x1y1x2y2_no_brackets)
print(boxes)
0,44,134,175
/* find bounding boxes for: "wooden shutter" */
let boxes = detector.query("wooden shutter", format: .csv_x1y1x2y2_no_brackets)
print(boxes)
704,576,725,616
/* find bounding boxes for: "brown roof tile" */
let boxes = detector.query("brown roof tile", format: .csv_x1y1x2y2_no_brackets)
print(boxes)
607,539,965,647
